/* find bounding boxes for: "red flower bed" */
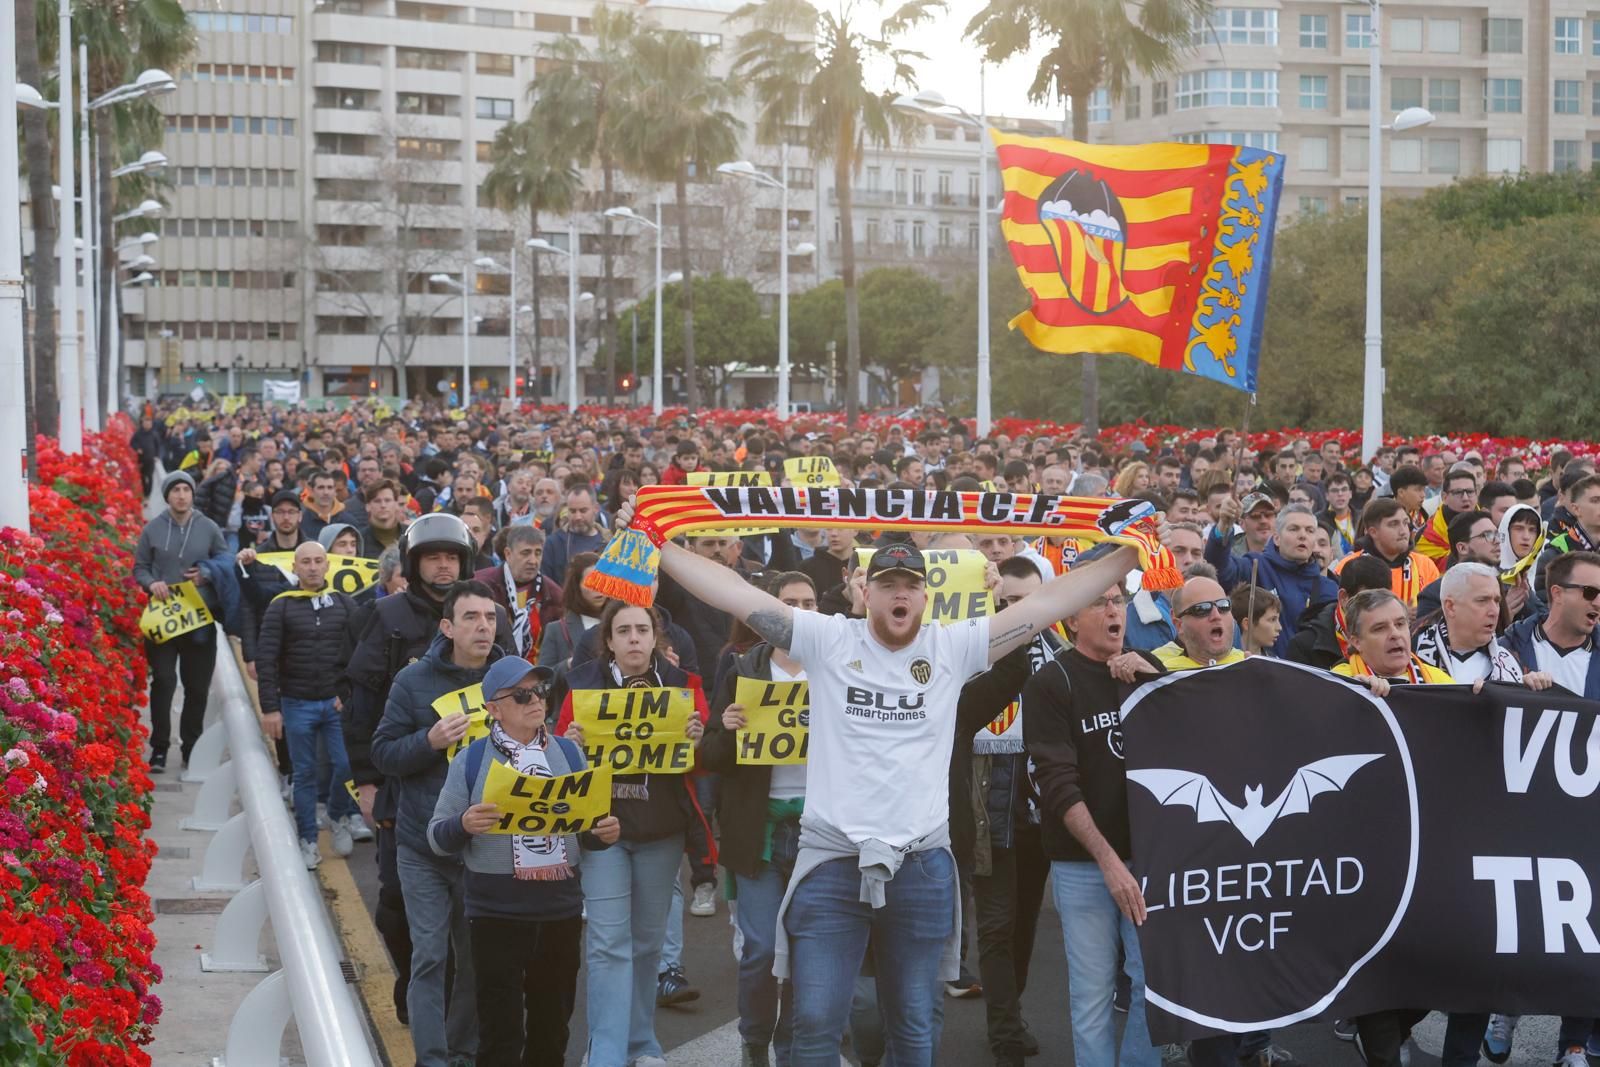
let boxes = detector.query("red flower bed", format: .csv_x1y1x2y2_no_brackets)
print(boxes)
0,415,160,1066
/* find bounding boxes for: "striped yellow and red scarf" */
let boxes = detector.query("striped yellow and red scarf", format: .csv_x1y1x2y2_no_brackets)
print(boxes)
1415,507,1452,562
587,485,1181,607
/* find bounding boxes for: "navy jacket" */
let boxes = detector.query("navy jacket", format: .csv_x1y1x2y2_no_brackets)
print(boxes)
1205,537,1339,657
1503,614,1600,701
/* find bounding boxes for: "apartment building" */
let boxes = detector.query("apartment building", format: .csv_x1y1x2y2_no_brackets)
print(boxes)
1090,2,1598,218
122,0,821,402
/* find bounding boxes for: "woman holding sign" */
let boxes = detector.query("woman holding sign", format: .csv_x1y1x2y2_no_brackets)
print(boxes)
554,602,711,1067
428,655,621,1067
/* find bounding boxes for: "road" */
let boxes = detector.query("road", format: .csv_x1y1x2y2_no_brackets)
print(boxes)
333,843,1566,1067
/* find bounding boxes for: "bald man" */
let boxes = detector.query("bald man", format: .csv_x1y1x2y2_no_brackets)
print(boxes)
256,540,364,867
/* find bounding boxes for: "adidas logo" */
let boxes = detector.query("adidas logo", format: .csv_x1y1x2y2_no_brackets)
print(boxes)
846,659,863,672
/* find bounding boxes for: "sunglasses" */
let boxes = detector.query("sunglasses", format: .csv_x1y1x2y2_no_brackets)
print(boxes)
501,683,552,705
1178,598,1232,619
1555,583,1600,603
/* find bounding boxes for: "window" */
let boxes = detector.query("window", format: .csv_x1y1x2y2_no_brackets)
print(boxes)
397,137,454,159
893,219,906,245
1428,139,1460,174
1298,196,1328,216
911,170,925,204
1391,77,1422,110
1428,78,1460,113
1299,135,1329,170
1299,13,1326,48
1593,142,1600,168
475,97,513,120
533,12,568,31
1152,81,1168,115
1391,18,1422,51
1299,74,1327,109
476,7,514,26
476,141,494,162
1594,81,1600,116
1175,131,1279,150
1483,18,1522,54
936,170,952,199
477,52,514,76
1175,70,1278,109
1594,20,1600,56
1088,88,1110,123
317,42,375,64
1190,8,1278,47
1486,78,1522,113
1554,140,1581,173
1346,13,1372,48
938,222,951,247
397,48,457,71
1346,135,1368,170
1554,80,1581,114
1554,17,1580,54
1486,138,1521,174
1390,139,1422,172
1124,85,1140,120
911,221,925,250
1427,18,1460,53
1346,74,1370,110
398,93,452,116
686,31,721,48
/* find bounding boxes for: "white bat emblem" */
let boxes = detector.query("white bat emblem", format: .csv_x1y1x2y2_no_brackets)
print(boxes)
1126,754,1384,846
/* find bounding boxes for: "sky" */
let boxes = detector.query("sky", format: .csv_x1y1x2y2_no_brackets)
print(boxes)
894,0,1066,123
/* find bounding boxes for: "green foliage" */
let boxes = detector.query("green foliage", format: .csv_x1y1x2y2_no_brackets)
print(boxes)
787,268,947,383
621,274,773,376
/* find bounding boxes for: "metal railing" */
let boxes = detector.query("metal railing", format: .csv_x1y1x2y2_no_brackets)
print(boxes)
183,630,380,1067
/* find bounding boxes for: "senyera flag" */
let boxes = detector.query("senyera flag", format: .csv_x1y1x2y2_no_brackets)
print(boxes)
993,133,1285,394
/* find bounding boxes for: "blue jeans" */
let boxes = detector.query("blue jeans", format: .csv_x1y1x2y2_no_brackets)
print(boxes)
661,871,685,971
581,834,684,1067
787,849,955,1067
280,697,354,843
1053,861,1159,1067
396,846,476,1067
736,864,796,1060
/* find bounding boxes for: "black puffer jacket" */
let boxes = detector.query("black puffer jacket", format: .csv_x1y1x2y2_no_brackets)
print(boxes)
255,589,355,715
194,468,238,528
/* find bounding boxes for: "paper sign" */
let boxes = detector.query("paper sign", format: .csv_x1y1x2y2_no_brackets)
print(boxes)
256,552,381,595
784,456,839,487
685,470,777,536
433,684,491,761
221,395,247,416
570,687,696,774
854,547,993,623
733,677,809,765
480,760,612,834
140,581,215,644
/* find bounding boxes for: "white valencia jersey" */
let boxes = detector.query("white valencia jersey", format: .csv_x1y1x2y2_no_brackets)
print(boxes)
789,610,991,847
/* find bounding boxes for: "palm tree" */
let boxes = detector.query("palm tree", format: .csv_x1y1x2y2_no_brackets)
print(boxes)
614,29,743,410
733,0,939,426
16,0,58,437
529,3,639,406
480,118,581,404
965,0,1206,435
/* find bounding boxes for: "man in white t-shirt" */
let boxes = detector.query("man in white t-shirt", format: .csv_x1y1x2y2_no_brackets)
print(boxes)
654,531,1140,1067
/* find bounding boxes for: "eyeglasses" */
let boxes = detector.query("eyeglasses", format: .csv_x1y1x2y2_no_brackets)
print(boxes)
1446,487,1476,498
501,683,551,705
1087,594,1128,610
1555,583,1600,603
1469,530,1502,544
1177,598,1232,619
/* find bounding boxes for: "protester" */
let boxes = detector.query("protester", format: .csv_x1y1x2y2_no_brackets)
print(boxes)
1414,563,1548,685
1333,499,1442,612
1204,503,1336,656
543,484,607,582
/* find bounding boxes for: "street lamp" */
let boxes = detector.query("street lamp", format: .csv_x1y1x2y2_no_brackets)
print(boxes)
602,203,666,416
429,272,471,409
14,83,58,109
527,224,583,412
473,255,517,405
111,150,168,178
116,232,158,253
112,199,162,224
895,75,994,437
3,66,31,531
718,148,817,419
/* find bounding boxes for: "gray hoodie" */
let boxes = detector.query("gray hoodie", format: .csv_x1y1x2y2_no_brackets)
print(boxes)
133,509,227,600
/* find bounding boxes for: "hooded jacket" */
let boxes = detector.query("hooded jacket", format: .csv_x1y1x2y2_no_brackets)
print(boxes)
1285,599,1348,670
370,633,507,858
1205,537,1339,657
133,508,228,614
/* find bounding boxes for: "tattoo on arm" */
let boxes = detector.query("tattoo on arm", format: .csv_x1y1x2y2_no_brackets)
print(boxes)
990,621,1037,649
747,608,795,652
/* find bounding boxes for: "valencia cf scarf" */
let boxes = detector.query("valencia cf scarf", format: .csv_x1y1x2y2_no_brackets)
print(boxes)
587,485,1183,606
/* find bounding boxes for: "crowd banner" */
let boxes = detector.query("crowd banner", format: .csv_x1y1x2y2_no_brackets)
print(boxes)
587,484,1181,607
733,677,809,765
433,684,490,761
139,581,215,644
784,456,840,487
1121,657,1600,1043
262,379,302,405
854,547,992,623
479,761,613,835
257,552,382,595
685,469,777,536
570,687,696,774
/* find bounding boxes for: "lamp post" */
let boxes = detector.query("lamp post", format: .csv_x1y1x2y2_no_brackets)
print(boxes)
527,224,582,412
601,202,666,416
471,255,513,404
894,72,993,437
717,152,818,419
2,15,31,531
428,271,471,409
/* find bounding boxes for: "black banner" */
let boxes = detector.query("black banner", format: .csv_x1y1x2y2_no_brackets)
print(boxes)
1122,658,1600,1043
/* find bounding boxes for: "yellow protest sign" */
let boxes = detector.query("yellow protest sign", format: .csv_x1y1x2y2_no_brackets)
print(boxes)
524,449,555,466
448,409,467,422
372,402,393,421
685,470,776,536
139,581,215,644
221,395,247,416
854,547,993,623
570,687,696,774
343,779,361,803
785,455,839,487
733,677,809,765
480,760,613,835
433,684,491,761
256,552,381,596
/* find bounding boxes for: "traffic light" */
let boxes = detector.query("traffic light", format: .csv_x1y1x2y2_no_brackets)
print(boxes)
369,378,379,390
618,372,636,392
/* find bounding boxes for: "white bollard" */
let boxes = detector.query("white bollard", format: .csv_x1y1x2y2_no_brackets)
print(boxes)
192,811,252,893
211,969,293,1067
201,879,271,973
182,719,230,783
180,760,238,831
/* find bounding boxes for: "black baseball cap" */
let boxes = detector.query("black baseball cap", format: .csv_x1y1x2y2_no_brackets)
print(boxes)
269,489,303,511
865,543,927,582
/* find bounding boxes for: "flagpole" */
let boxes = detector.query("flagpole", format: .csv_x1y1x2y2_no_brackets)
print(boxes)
1231,392,1255,489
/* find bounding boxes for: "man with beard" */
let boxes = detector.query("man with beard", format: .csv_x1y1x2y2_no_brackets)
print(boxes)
472,525,561,658
541,484,605,583
494,466,537,529
527,477,563,530
356,479,408,559
1332,499,1441,613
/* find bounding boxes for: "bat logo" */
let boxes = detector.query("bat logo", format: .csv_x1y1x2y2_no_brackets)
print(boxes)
1096,498,1154,537
1126,754,1384,846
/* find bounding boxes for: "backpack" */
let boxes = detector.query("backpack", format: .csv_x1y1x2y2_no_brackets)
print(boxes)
462,734,582,794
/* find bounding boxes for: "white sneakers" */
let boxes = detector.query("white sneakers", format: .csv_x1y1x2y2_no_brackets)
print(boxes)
347,815,374,843
329,816,355,858
299,840,321,870
690,882,718,917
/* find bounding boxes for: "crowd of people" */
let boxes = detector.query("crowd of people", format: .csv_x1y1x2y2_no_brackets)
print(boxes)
127,400,1600,1067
